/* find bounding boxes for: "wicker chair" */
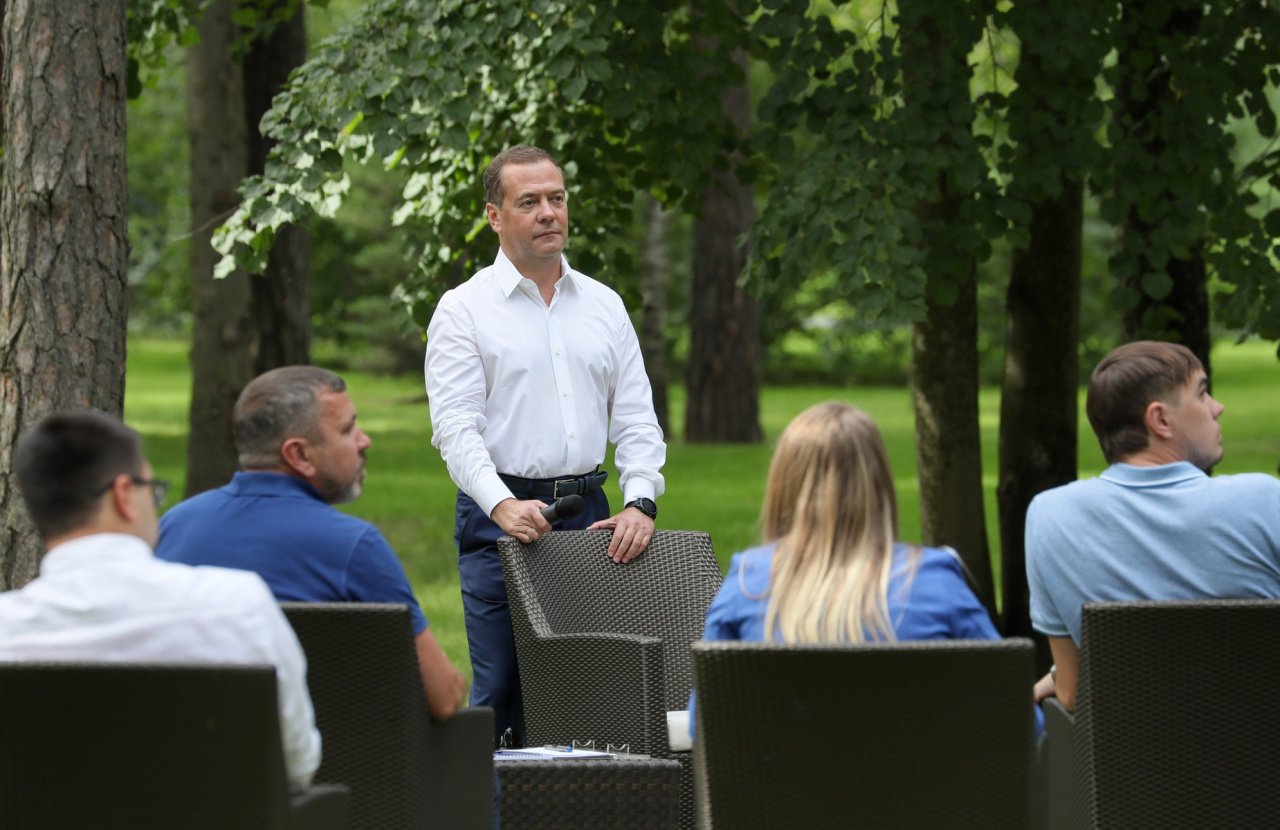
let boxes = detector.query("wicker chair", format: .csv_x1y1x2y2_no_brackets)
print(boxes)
692,639,1039,830
0,662,349,830
497,529,722,830
1043,599,1280,830
281,603,494,830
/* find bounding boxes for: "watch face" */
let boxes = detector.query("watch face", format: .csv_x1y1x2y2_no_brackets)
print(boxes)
629,498,657,518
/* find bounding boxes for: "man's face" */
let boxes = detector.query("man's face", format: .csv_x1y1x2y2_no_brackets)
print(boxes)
485,159,569,275
1167,369,1225,471
307,391,371,504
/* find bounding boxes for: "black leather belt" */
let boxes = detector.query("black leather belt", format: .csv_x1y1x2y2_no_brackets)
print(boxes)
498,469,609,500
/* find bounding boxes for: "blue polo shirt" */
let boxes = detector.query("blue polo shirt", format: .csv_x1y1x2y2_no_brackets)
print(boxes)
1027,462,1280,644
156,472,429,634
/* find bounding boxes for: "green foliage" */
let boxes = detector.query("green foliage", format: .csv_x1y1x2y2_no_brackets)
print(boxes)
1096,0,1280,341
746,0,999,325
126,0,203,97
214,0,747,327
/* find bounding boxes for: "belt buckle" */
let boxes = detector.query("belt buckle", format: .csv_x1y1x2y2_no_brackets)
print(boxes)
552,478,576,500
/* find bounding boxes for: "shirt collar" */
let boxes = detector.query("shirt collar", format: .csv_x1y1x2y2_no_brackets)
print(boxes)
227,470,326,502
41,533,153,576
492,248,578,299
1099,461,1207,488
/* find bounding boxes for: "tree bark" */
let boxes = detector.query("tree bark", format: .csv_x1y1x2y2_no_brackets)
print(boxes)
641,197,670,435
244,0,310,373
184,0,254,497
0,0,130,588
998,182,1082,642
685,48,761,444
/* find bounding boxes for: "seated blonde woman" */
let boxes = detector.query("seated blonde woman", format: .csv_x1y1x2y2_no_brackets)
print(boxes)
690,401,1039,731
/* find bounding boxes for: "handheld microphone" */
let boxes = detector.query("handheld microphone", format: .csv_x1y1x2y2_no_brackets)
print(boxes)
540,494,586,524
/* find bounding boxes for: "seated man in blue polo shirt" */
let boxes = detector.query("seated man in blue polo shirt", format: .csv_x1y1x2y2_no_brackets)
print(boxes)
1026,341,1280,710
157,366,467,719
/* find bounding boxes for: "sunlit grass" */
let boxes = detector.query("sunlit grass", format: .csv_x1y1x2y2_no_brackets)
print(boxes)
127,336,1280,681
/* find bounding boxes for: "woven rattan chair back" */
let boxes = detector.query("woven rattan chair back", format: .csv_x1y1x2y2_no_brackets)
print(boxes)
0,662,331,830
500,529,721,713
692,639,1038,830
283,602,494,830
1068,599,1280,829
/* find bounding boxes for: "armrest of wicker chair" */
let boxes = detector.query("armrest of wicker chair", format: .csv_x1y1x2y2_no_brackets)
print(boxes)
518,631,671,755
421,707,495,823
288,783,351,830
1042,697,1088,830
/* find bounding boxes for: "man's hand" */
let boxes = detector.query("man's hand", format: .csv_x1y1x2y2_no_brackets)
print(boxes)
1033,671,1056,704
491,498,553,544
587,507,655,564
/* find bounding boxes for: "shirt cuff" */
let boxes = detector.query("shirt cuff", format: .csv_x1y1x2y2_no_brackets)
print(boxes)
621,483,657,504
475,475,516,519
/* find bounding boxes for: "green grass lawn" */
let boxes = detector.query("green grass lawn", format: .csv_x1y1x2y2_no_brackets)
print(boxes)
127,337,1280,681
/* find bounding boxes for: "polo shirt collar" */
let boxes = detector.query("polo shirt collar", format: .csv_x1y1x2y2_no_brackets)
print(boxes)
492,248,578,298
1100,461,1206,488
227,471,326,503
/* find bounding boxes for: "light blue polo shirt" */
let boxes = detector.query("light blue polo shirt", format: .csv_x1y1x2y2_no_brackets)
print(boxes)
1027,462,1280,644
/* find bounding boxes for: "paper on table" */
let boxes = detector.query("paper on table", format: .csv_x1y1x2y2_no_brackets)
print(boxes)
493,746,615,761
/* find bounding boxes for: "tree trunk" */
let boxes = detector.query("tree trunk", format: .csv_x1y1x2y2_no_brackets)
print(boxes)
641,196,670,435
0,0,130,588
910,271,993,608
900,0,994,610
244,0,310,373
998,182,1082,644
184,0,254,497
685,49,761,444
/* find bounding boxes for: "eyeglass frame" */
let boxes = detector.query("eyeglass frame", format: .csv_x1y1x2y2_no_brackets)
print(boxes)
95,475,170,509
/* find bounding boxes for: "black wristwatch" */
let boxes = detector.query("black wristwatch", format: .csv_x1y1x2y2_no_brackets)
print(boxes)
624,497,658,519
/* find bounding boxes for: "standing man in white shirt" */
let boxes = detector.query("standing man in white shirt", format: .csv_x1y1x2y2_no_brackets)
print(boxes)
425,145,667,744
0,410,322,790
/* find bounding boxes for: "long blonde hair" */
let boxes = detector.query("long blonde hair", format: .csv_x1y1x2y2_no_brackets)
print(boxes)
760,401,903,643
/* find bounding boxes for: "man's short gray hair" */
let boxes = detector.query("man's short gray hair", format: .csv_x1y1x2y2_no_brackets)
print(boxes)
483,145,561,207
233,366,346,469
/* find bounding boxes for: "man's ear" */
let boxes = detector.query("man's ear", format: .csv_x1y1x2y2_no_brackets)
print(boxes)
108,474,139,524
280,437,315,478
486,202,501,233
1143,399,1176,441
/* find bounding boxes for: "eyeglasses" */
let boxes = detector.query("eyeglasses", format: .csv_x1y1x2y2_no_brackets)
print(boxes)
96,476,170,508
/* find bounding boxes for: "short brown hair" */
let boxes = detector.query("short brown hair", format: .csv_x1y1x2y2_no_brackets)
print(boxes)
233,366,346,469
1086,341,1202,464
483,145,560,207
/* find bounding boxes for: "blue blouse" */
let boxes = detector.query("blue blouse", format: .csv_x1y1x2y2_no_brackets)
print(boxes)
690,542,1042,734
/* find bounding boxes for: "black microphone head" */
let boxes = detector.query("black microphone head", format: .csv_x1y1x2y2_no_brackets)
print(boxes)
554,494,586,520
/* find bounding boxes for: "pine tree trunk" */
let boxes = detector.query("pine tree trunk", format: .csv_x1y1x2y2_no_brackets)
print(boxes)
998,182,1082,643
0,0,130,588
184,0,254,497
685,49,761,444
244,0,310,373
641,197,670,435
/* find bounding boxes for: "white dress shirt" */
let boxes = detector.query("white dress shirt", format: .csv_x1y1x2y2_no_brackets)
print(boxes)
0,533,322,789
426,249,666,517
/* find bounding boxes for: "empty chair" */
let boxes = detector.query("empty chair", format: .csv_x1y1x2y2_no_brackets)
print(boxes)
1043,599,1280,829
692,639,1038,829
281,602,494,830
498,529,722,830
0,662,349,830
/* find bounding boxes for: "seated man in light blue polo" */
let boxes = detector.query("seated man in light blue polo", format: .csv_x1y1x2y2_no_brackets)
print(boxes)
157,366,467,720
1026,341,1280,710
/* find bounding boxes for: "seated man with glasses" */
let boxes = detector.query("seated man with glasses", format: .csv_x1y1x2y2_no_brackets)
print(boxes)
0,409,322,791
